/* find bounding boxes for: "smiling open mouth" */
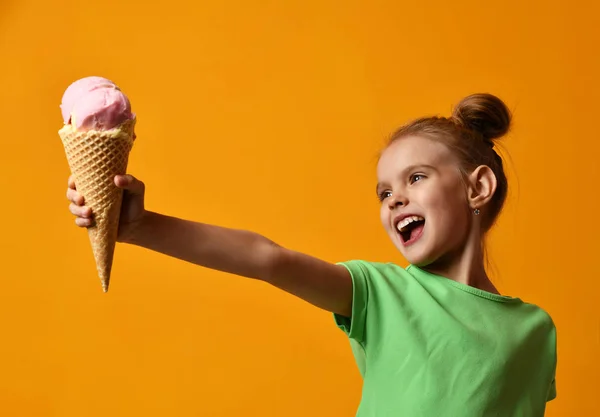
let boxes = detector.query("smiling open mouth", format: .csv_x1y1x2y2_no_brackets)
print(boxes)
397,216,425,245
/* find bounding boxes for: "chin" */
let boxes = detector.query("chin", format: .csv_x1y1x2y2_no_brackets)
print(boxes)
393,233,443,267
402,250,438,267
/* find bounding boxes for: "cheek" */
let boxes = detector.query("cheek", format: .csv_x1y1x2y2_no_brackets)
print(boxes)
422,183,468,227
380,206,390,230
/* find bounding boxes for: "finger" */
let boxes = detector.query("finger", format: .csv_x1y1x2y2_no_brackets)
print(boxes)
70,203,92,218
115,174,145,195
68,175,77,190
66,188,84,205
75,217,94,228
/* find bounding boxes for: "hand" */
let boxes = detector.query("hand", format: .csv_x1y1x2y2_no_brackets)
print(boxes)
66,174,147,243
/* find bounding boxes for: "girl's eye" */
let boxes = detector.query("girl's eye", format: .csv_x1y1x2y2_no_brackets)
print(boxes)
378,190,392,201
410,174,425,184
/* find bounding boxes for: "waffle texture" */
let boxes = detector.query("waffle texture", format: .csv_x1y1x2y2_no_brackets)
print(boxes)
59,118,136,292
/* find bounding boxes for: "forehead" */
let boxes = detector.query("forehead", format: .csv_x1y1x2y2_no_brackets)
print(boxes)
377,135,456,179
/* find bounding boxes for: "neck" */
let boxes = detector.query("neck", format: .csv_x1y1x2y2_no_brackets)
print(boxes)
421,228,499,295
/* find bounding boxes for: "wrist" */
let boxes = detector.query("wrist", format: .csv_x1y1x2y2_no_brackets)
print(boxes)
119,210,152,245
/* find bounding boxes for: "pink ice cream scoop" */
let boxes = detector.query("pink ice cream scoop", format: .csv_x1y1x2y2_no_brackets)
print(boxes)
60,76,134,131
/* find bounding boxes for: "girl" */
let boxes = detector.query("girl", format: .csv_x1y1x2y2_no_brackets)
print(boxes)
66,93,557,416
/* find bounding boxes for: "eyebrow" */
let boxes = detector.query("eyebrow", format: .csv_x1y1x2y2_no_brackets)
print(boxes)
375,164,438,194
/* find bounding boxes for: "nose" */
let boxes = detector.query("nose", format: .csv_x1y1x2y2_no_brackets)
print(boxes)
387,193,407,210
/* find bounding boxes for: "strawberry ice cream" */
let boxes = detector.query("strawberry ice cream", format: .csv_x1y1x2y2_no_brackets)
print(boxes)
60,76,134,132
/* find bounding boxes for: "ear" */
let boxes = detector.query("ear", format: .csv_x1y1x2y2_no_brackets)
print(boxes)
466,165,497,210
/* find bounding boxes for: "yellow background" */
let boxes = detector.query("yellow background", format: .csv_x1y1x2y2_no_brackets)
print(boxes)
0,0,598,415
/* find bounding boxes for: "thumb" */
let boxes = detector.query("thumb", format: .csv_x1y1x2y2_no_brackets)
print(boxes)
114,174,145,195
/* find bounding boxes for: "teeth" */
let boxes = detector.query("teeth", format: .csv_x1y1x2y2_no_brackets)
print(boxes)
397,216,425,232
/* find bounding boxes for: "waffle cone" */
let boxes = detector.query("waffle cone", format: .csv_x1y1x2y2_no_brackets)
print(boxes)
59,118,136,292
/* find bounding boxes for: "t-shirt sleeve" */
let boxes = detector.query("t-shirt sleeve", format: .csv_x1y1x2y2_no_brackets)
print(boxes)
546,319,557,402
333,260,369,345
547,378,556,401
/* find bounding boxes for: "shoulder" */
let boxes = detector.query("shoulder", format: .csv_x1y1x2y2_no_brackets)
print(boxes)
518,302,558,376
512,300,558,352
337,259,410,280
336,260,418,293
519,300,557,330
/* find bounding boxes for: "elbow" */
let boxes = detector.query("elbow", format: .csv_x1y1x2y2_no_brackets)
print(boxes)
257,238,284,284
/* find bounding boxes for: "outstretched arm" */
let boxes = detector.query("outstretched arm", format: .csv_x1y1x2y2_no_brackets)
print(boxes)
126,211,353,317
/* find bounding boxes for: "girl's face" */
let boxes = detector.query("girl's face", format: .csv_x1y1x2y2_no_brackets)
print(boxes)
376,135,473,267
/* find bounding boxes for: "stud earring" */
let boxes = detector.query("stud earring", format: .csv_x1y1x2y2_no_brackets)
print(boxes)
474,208,480,215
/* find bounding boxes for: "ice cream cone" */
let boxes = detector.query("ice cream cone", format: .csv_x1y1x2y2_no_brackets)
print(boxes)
59,118,136,292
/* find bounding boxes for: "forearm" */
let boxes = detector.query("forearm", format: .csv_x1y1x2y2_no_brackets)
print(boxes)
124,211,279,280
122,210,353,316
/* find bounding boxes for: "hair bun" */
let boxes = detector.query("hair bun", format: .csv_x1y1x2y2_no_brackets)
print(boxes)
451,93,512,146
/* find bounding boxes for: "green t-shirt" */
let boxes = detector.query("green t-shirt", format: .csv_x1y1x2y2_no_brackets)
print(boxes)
334,260,557,417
